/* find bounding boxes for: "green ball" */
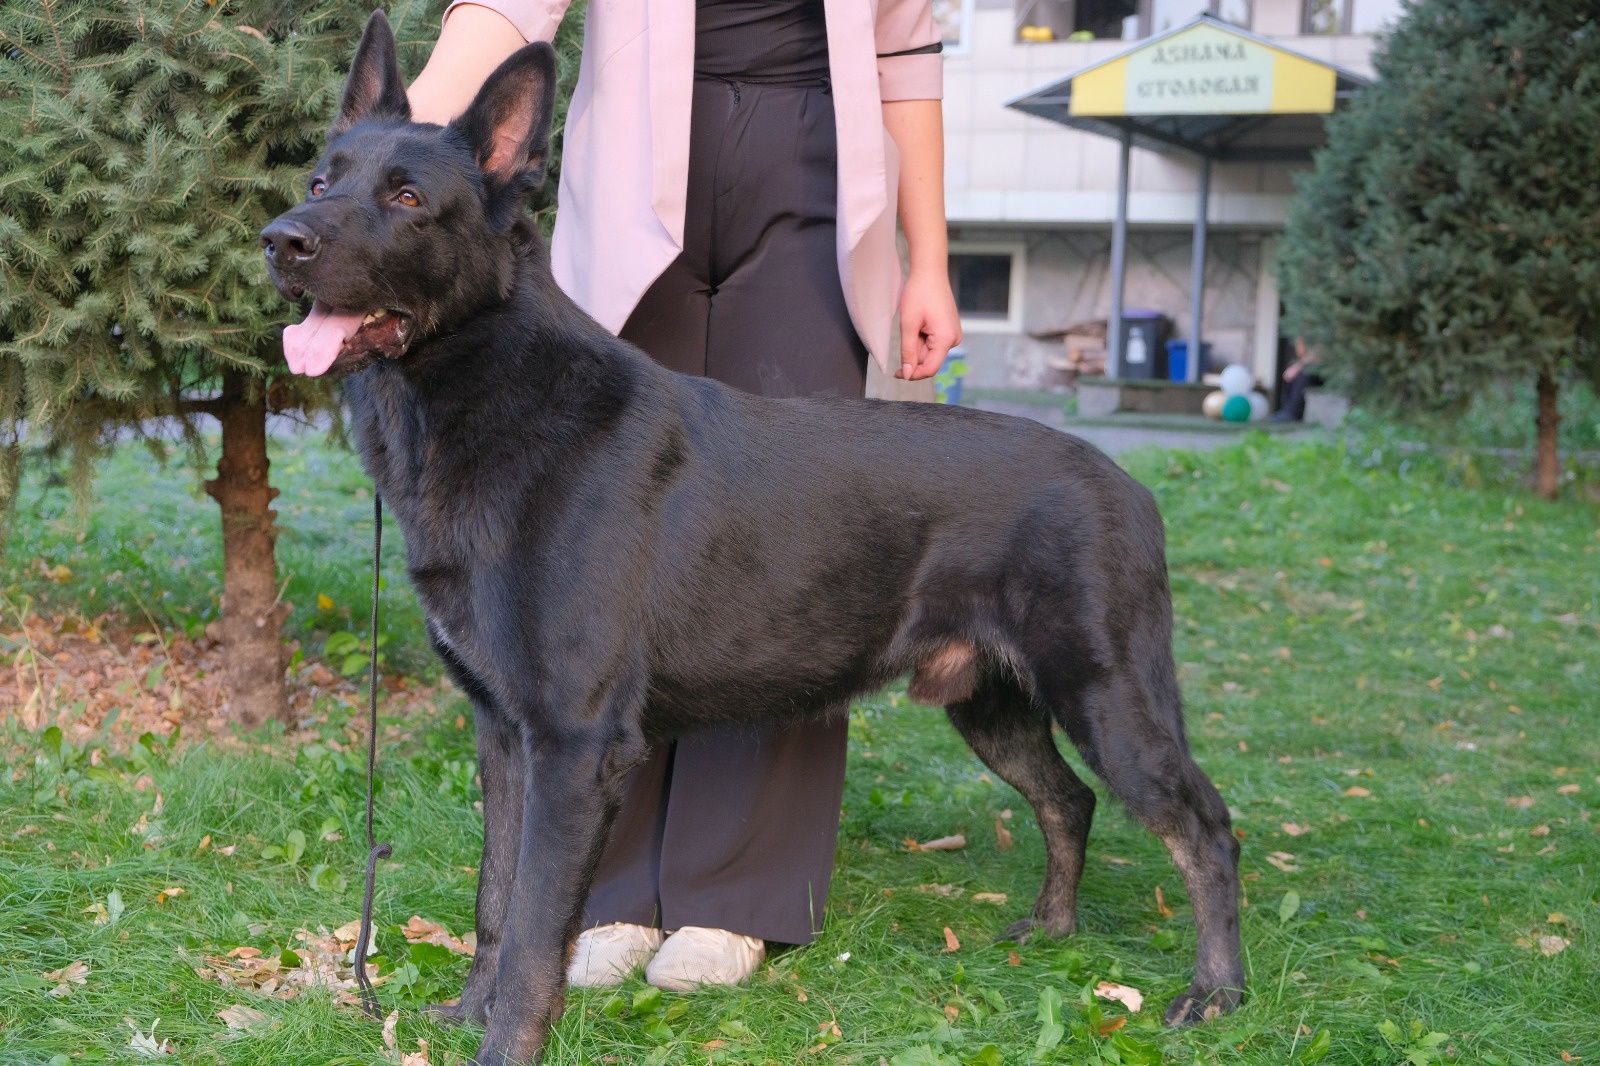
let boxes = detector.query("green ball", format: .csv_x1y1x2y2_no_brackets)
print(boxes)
1221,394,1252,423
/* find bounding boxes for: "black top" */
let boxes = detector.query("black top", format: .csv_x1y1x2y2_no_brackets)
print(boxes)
694,0,830,81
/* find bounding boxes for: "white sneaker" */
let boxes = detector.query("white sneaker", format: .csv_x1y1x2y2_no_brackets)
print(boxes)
566,922,664,987
644,926,767,992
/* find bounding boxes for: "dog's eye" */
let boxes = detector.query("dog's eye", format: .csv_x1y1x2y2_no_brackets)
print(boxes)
308,179,327,198
395,188,422,208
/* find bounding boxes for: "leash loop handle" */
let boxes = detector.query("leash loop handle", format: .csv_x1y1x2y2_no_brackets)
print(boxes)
354,490,392,1020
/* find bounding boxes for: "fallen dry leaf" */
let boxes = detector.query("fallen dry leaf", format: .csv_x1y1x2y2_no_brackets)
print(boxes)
44,961,89,997
400,1039,431,1066
217,1004,270,1031
1006,950,1021,966
916,883,961,897
1154,885,1174,919
1548,912,1571,925
942,927,961,953
382,1010,400,1056
402,916,475,956
1096,1015,1128,1036
126,1018,174,1057
1093,981,1144,1013
1265,851,1300,873
906,834,966,853
1505,795,1535,810
156,887,184,905
1557,783,1581,796
1280,822,1310,837
1344,786,1371,798
1538,935,1571,957
972,892,1008,905
1530,825,1551,838
994,819,1014,852
199,927,382,1004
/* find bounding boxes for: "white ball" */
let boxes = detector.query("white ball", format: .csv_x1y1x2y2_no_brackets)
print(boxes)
1247,391,1269,421
1219,364,1253,395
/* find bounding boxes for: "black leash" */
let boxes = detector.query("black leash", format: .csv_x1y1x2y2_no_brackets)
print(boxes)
353,490,392,1019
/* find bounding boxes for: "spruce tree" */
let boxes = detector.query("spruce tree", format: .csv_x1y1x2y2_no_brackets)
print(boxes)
1279,0,1600,499
0,1,581,723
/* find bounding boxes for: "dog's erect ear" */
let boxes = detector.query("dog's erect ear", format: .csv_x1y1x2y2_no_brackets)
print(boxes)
450,43,557,198
331,10,410,138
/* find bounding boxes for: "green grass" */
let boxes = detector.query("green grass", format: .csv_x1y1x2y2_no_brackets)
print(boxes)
3,431,1598,1065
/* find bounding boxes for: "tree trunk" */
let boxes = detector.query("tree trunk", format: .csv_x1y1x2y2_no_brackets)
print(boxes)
204,369,289,725
0,435,21,565
1534,371,1561,501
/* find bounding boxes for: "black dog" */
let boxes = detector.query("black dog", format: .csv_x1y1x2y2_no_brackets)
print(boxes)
261,13,1242,1064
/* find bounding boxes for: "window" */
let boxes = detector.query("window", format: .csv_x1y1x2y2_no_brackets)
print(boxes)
1150,0,1208,33
934,0,974,52
1303,0,1400,34
1015,0,1137,43
1133,0,1252,37
948,245,1024,332
1213,0,1251,27
1302,0,1344,34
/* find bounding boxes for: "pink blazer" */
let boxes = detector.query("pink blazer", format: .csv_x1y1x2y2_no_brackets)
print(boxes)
445,0,943,372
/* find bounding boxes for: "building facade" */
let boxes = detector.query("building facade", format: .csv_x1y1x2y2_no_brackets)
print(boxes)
938,0,1402,391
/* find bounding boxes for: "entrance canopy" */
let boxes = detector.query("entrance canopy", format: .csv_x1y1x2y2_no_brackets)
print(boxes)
1006,15,1370,382
1010,14,1369,163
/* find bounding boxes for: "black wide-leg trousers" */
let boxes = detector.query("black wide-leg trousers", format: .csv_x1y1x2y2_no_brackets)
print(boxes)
582,73,867,946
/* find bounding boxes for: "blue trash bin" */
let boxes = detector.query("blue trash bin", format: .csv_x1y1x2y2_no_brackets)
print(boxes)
1164,339,1213,382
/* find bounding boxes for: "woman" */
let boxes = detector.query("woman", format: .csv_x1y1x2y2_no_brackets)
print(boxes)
408,0,960,991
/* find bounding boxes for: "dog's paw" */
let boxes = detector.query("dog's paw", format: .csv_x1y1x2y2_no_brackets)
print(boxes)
425,997,491,1027
997,913,1075,945
997,916,1068,944
1162,984,1242,1027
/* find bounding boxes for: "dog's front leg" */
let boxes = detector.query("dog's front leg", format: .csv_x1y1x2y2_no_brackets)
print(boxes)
470,725,639,1066
429,703,526,1025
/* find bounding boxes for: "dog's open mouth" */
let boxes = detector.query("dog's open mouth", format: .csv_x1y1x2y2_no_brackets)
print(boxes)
282,301,414,377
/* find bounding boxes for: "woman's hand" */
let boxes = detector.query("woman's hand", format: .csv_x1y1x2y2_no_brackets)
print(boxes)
882,98,957,382
897,267,961,380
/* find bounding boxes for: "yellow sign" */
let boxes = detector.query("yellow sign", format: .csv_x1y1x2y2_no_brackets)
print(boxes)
1069,22,1337,117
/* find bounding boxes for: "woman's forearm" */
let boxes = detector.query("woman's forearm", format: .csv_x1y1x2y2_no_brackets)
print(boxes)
408,4,529,124
883,98,949,278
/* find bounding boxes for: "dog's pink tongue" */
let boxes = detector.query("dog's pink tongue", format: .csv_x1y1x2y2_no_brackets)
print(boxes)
283,302,365,377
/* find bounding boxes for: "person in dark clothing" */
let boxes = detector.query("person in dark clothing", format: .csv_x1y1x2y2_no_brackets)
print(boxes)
408,0,960,991
1273,336,1321,422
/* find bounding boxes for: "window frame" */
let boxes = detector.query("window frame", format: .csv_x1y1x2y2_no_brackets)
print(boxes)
1300,0,1352,35
1135,0,1254,36
1013,0,1137,43
947,240,1027,334
936,0,978,55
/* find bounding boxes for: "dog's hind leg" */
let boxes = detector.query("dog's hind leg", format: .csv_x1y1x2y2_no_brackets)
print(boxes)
946,677,1096,940
1047,663,1244,1027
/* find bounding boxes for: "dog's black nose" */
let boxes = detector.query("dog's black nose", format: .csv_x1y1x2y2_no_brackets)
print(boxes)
260,219,321,264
